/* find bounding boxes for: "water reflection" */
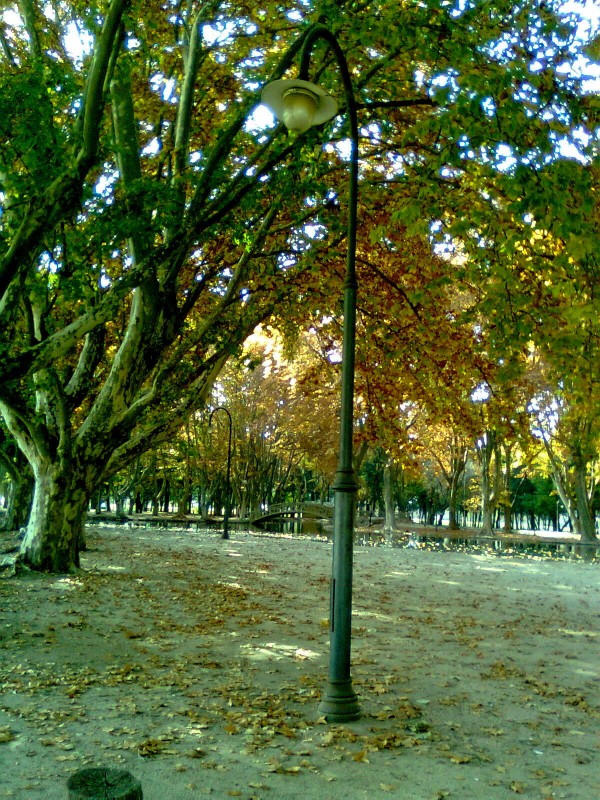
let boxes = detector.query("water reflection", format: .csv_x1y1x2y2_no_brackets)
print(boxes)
252,517,389,548
253,517,328,537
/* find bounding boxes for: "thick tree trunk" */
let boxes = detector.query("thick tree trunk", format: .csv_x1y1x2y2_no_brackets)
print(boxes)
19,461,89,572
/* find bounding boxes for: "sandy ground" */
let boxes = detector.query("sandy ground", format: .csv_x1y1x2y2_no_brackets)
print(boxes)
0,525,599,800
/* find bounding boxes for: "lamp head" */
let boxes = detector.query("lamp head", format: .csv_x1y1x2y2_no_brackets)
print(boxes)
261,78,338,132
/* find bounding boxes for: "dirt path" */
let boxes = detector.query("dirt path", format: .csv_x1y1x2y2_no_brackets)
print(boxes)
1,526,599,799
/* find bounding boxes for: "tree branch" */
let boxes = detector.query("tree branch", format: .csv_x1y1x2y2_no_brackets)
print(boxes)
77,0,129,169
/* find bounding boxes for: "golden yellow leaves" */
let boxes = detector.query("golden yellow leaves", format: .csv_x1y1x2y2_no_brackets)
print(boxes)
265,758,302,774
137,735,178,757
315,714,432,769
449,754,472,764
186,747,206,759
0,726,15,743
481,659,524,680
510,781,527,793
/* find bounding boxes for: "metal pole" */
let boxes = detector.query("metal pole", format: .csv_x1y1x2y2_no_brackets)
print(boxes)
296,26,361,722
209,407,233,540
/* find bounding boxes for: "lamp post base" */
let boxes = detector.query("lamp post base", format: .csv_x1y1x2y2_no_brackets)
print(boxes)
318,679,361,722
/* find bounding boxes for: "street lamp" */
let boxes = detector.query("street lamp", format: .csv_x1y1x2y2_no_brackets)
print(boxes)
209,406,233,540
261,24,361,722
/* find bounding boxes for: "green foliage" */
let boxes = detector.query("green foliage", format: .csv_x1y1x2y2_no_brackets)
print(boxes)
1,0,598,569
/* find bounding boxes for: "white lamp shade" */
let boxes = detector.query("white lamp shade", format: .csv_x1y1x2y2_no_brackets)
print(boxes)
261,78,338,132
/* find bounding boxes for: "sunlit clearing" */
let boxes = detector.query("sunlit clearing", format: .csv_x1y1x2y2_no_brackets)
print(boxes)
559,628,597,638
240,643,321,661
51,577,84,589
474,566,506,573
353,609,394,622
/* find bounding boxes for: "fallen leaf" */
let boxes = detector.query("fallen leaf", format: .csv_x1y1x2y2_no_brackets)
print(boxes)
0,728,14,744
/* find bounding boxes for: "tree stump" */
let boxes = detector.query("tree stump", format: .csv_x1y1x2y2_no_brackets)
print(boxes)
67,768,143,800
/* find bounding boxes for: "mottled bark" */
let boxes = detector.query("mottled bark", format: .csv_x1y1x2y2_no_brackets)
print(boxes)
19,460,88,572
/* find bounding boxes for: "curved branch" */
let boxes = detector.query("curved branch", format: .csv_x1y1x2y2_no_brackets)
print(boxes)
19,0,42,59
173,9,205,180
77,0,129,171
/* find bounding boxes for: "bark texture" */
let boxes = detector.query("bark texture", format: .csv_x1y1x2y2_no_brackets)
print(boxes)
67,767,143,800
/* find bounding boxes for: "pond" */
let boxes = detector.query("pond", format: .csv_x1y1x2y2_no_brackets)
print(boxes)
251,517,330,537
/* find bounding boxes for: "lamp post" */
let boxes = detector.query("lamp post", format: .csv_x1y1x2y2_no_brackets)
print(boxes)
261,25,361,722
209,406,233,540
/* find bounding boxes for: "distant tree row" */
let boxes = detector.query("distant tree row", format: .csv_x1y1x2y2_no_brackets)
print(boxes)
5,330,594,539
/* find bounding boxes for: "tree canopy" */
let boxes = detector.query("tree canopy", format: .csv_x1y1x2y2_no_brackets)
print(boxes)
0,0,598,570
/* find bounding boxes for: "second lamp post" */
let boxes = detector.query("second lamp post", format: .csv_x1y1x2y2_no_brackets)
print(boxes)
209,406,233,540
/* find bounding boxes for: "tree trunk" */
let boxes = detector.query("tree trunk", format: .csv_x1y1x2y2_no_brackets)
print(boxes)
2,465,33,531
543,438,593,542
478,431,496,536
573,455,598,543
444,437,467,531
448,502,459,531
162,479,170,512
177,471,191,516
383,460,395,538
502,442,513,534
448,456,463,530
115,494,127,518
19,460,89,572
